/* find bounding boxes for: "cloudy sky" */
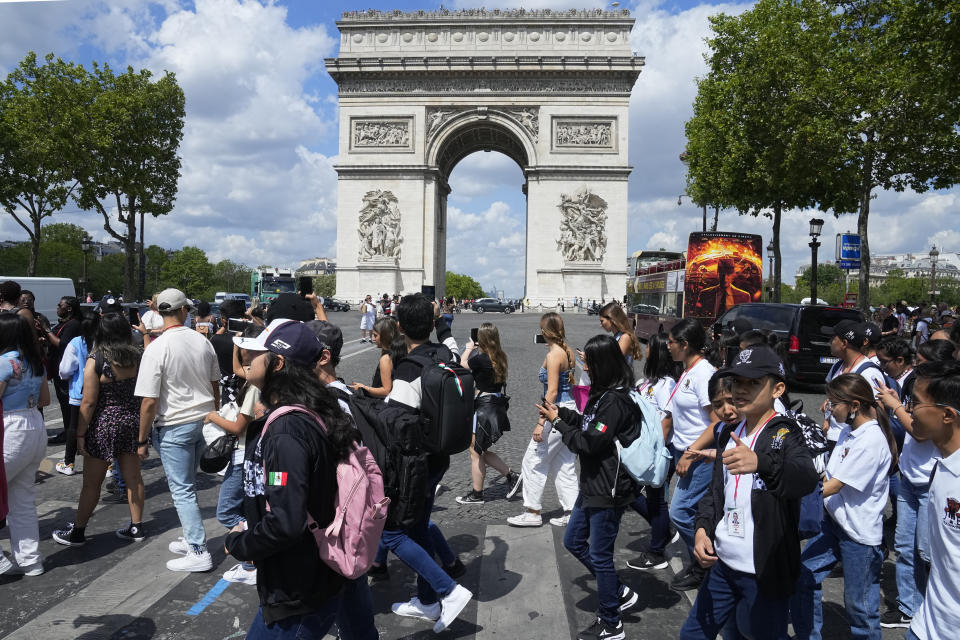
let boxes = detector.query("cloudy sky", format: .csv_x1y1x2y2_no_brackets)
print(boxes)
1,0,956,297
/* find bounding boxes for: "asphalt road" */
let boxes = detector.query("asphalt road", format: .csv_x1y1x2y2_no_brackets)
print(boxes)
0,309,907,640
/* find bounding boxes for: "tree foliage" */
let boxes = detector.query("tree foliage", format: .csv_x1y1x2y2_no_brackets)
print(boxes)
313,274,336,299
0,53,84,275
445,271,484,300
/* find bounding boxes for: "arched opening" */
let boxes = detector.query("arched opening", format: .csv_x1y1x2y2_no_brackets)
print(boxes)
430,116,534,301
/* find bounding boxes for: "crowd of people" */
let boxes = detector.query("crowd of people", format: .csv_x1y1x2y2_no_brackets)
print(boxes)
0,276,956,640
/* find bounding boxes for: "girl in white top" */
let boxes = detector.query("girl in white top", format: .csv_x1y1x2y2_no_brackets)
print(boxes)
626,333,679,569
664,319,718,590
793,374,899,640
359,295,376,342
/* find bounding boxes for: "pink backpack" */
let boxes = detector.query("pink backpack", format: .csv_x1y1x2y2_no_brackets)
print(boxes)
261,405,390,579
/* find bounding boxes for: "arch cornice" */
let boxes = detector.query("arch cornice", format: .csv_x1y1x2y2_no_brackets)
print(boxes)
426,108,537,176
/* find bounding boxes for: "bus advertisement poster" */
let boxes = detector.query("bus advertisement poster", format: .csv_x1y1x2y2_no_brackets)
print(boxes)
683,232,763,321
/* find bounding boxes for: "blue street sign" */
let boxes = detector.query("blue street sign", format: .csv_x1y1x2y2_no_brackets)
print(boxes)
836,233,861,270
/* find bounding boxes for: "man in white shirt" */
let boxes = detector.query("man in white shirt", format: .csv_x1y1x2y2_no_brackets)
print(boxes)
138,294,164,346
823,320,886,444
906,360,960,640
135,288,220,573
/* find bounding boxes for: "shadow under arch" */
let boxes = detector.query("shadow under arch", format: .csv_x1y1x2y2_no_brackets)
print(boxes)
427,109,538,179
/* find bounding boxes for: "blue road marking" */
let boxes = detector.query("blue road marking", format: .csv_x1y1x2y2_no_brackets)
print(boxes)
186,579,230,616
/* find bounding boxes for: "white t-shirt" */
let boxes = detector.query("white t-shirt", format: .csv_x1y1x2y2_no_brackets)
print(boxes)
140,309,163,332
897,370,940,486
823,420,891,545
234,385,262,464
911,449,960,640
826,358,886,441
134,326,221,427
637,376,676,422
666,358,715,449
714,420,767,574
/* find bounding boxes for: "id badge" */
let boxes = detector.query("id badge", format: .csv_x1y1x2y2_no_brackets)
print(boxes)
726,507,745,538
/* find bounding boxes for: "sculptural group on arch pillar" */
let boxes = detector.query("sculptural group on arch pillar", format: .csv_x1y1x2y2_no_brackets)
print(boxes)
557,188,608,263
358,189,403,262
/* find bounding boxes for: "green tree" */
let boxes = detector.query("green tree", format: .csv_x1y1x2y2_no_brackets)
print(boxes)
312,274,336,299
86,253,125,299
143,245,170,296
445,271,484,300
0,53,84,275
685,0,859,302
212,259,253,295
69,62,185,299
161,246,213,299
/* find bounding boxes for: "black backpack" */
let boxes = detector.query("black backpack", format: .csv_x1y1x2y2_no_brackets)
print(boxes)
402,352,475,455
328,387,430,531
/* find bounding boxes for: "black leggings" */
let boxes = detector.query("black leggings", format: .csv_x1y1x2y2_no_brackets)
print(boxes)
64,404,80,465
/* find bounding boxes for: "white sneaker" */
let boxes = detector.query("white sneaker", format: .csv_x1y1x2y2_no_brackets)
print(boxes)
222,563,257,585
391,597,441,621
168,537,189,555
166,550,213,572
55,461,76,476
550,512,571,527
14,561,44,576
434,584,473,633
507,511,543,527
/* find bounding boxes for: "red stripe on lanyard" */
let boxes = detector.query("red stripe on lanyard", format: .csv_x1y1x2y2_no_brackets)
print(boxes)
665,357,702,410
732,413,777,501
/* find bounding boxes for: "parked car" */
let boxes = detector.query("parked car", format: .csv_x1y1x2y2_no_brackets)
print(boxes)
473,298,515,313
713,303,865,384
323,298,351,312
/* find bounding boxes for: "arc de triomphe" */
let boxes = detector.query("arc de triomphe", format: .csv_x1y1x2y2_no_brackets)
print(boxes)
326,9,644,303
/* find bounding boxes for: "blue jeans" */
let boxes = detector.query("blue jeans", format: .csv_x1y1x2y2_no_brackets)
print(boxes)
792,515,883,640
153,420,207,548
631,457,675,555
246,598,339,639
679,560,789,640
894,477,930,617
562,496,626,626
668,444,713,561
374,520,455,567
379,473,455,605
217,462,245,529
335,576,378,640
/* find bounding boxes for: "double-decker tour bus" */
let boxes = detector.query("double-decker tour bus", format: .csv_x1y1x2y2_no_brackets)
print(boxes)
628,232,764,341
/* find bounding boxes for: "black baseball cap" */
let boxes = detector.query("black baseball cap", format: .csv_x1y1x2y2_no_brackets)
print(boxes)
307,320,344,362
99,295,123,314
717,345,787,380
822,320,867,346
266,293,315,324
864,322,882,346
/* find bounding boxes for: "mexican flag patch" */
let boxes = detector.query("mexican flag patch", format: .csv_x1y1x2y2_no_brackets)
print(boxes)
595,423,608,433
268,471,288,486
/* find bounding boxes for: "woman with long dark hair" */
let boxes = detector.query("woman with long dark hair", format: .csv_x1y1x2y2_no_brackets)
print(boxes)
223,321,368,636
598,302,643,365
626,333,680,570
664,318,718,591
793,374,898,640
456,322,520,505
538,334,641,639
53,312,146,547
0,313,50,576
507,312,579,528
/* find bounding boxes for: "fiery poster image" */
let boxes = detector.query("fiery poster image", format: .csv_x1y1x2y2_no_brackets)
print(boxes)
683,232,763,321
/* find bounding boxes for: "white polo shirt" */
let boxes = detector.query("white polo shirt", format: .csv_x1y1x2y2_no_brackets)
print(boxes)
666,358,715,449
898,370,940,486
823,420,891,545
638,376,676,422
911,448,960,640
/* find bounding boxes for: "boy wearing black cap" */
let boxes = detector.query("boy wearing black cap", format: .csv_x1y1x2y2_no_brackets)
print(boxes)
680,346,818,639
823,320,887,447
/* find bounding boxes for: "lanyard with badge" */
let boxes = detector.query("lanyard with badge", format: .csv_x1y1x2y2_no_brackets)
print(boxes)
725,414,776,538
665,356,702,410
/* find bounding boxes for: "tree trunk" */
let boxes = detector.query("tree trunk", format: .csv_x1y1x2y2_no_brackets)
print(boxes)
712,206,720,232
772,201,782,302
123,212,137,301
857,156,873,313
28,220,40,277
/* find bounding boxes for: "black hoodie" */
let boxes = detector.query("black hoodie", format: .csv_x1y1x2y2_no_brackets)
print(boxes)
554,388,642,508
695,415,819,598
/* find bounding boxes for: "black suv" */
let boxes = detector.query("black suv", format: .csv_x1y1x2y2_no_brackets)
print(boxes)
473,298,515,313
713,303,865,384
323,298,351,312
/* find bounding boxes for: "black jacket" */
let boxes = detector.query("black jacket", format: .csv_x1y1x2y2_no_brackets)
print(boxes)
224,411,344,625
554,388,642,508
695,415,819,598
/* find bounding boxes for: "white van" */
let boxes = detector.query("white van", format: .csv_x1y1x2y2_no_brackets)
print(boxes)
1,277,76,319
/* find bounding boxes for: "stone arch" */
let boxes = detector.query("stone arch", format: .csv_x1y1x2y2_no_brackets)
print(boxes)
327,9,643,304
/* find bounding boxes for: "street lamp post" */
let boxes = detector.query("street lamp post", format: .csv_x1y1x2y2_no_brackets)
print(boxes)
808,218,824,304
929,245,940,301
767,240,775,301
80,240,91,300
677,194,708,232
